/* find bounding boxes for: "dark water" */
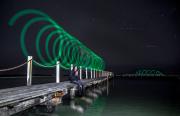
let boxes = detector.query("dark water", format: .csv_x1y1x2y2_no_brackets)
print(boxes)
5,77,180,116
104,77,180,116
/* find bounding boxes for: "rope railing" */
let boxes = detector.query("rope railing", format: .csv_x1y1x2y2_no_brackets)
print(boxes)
0,59,32,72
0,59,60,72
33,60,60,68
0,56,62,86
0,56,113,86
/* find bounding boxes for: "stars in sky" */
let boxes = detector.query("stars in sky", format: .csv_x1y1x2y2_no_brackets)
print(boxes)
160,7,177,17
91,17,95,22
145,44,158,48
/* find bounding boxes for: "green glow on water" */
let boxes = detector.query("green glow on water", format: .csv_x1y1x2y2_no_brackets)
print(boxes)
9,9,105,70
84,97,106,116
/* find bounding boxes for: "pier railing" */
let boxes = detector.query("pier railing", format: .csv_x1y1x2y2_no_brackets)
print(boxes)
0,56,113,86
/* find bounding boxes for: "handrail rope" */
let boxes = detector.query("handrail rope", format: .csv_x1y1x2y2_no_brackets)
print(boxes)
33,60,60,68
0,59,32,72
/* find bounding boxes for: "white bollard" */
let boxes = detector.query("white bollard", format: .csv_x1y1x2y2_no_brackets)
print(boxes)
95,69,96,78
97,71,99,78
80,66,82,80
27,56,33,86
71,64,73,71
94,69,95,78
91,68,93,79
95,70,96,78
56,61,60,83
86,67,88,79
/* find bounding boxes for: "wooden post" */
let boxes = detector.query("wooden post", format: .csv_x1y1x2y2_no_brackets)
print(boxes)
94,69,95,78
86,67,88,79
56,61,60,83
80,66,82,80
27,56,32,86
91,68,93,79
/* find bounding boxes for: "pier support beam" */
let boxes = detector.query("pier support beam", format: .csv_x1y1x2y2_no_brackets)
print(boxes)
56,61,60,83
27,56,32,86
70,87,76,99
107,75,109,96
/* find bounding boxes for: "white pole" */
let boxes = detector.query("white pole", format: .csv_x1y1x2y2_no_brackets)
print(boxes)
86,67,88,79
56,61,60,83
97,70,98,78
95,70,96,78
80,66,82,80
98,71,100,77
95,69,96,78
99,71,100,77
91,68,93,79
94,69,95,78
27,56,32,86
71,64,73,71
97,70,99,77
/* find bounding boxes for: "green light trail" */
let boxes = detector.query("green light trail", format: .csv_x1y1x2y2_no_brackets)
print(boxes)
135,69,165,76
9,9,105,70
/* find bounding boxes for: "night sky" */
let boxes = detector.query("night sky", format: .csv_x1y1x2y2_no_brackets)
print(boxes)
0,0,180,75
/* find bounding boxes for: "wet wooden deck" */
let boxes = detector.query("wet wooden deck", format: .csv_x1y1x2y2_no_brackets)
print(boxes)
0,77,107,116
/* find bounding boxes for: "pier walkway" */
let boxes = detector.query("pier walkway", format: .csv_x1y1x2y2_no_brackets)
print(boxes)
0,77,108,116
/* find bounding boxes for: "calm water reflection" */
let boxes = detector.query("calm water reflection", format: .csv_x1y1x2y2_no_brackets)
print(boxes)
15,77,180,116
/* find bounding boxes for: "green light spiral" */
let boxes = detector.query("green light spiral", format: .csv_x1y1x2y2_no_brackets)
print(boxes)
9,9,105,70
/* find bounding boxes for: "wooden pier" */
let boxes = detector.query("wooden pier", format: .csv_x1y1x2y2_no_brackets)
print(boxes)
0,77,108,116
